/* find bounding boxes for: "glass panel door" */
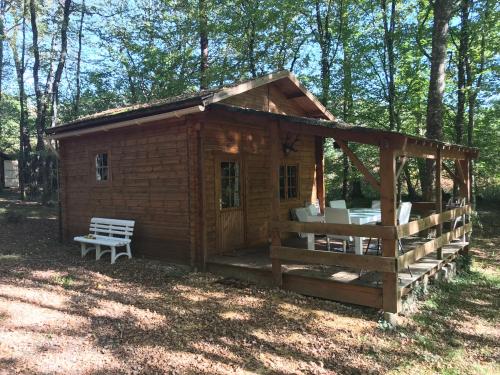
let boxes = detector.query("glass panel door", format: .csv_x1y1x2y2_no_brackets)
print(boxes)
220,161,240,209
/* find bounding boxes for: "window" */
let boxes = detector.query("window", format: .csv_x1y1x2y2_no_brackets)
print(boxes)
220,161,240,208
279,165,298,200
96,153,109,181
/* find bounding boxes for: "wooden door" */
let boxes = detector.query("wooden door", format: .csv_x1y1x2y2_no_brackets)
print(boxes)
216,157,245,252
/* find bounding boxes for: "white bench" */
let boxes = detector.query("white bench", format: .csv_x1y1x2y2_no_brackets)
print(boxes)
74,217,135,264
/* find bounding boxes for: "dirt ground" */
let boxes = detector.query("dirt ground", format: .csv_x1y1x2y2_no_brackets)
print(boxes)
0,191,498,374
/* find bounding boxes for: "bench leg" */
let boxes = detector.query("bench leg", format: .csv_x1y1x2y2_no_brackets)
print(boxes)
96,245,102,260
110,246,116,264
81,243,96,258
126,244,132,259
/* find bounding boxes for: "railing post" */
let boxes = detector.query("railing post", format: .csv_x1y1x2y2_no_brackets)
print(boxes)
270,120,282,286
436,148,443,260
460,158,471,252
380,147,401,316
315,136,325,213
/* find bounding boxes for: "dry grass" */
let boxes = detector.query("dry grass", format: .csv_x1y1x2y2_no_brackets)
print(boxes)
0,191,498,374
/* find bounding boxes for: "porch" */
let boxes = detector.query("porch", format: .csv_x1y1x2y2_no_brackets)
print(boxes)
207,218,470,309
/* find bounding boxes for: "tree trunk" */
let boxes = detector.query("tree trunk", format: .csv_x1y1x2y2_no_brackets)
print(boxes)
382,0,397,131
248,18,257,78
10,1,31,199
340,0,351,200
422,0,454,200
73,0,85,118
50,0,71,128
0,0,5,142
453,0,469,197
315,0,335,106
465,2,488,208
199,0,208,89
29,0,45,153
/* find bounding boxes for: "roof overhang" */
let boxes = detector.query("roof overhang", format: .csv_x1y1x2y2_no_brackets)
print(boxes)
208,104,479,160
46,105,205,140
46,70,334,139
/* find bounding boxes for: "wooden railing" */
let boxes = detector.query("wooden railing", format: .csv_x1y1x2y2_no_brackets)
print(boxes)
270,204,472,292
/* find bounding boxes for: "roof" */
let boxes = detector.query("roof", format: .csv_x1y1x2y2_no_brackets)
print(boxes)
45,71,478,160
46,70,334,136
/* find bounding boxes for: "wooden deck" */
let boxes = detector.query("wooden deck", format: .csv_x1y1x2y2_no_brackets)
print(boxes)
207,236,467,309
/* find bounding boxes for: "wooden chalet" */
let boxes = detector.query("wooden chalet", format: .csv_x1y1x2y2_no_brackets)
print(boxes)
47,71,478,316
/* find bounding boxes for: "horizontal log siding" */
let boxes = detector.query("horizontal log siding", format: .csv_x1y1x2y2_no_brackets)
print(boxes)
203,112,318,255
59,119,192,263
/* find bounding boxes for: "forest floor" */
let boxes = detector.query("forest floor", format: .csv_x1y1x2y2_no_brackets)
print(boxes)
0,190,498,375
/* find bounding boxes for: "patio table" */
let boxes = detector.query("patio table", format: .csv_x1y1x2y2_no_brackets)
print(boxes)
306,208,381,254
349,208,381,255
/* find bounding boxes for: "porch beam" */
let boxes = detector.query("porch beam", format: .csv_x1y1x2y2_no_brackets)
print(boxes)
442,162,467,190
455,159,466,186
396,156,407,180
270,246,397,273
380,147,400,314
336,139,381,192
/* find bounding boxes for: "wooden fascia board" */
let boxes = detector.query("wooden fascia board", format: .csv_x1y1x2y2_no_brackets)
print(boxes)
286,72,336,120
336,139,381,191
46,105,206,140
210,71,290,103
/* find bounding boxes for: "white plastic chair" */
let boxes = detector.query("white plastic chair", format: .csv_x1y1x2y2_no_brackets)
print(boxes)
329,200,347,209
324,207,353,252
306,203,320,217
397,202,412,251
397,202,412,227
371,200,381,209
294,207,324,245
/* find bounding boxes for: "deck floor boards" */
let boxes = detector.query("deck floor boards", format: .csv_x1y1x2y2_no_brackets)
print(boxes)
207,237,467,290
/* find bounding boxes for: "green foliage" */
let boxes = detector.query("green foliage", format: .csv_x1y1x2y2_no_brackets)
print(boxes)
0,0,497,199
0,95,21,155
53,275,74,289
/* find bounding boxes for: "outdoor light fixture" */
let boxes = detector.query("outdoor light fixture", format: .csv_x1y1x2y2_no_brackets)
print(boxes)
282,133,299,156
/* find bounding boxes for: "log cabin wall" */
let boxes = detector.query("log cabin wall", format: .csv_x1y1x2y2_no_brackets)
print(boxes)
59,118,194,263
203,109,318,257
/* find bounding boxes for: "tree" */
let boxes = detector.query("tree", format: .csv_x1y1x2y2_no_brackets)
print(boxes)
8,0,31,198
199,0,208,89
381,0,398,131
340,0,351,199
72,0,85,117
422,0,455,200
311,0,341,106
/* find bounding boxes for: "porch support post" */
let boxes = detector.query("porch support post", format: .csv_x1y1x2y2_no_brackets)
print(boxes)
436,148,443,260
459,157,471,252
315,136,325,212
380,147,400,316
270,120,283,286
